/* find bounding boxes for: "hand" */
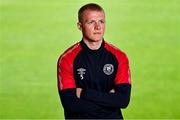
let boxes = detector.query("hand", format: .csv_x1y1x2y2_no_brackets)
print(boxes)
76,88,82,98
109,89,115,93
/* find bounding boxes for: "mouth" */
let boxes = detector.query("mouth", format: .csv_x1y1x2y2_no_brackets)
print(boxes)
94,32,101,34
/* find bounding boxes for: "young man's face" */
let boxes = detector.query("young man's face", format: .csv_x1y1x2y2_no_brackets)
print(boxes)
78,10,105,42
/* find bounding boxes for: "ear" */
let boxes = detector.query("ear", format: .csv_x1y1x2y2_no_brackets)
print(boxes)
77,22,82,31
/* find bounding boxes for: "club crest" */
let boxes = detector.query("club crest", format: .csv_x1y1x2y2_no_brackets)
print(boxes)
103,64,114,75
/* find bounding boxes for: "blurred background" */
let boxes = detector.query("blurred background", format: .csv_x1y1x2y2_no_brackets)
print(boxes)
1,0,180,119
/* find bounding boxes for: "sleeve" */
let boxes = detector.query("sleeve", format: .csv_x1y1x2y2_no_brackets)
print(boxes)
80,53,131,108
57,56,102,113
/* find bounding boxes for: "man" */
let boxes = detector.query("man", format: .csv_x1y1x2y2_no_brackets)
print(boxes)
57,3,131,119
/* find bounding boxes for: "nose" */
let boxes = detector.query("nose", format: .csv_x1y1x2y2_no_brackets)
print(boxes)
94,22,101,30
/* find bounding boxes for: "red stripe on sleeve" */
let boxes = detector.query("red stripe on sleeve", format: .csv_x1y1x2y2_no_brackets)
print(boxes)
104,42,131,85
57,43,82,90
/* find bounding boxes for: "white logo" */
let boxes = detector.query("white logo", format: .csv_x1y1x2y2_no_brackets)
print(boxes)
103,64,114,75
77,68,86,80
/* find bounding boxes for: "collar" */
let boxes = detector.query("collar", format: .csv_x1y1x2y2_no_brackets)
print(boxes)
80,39,105,54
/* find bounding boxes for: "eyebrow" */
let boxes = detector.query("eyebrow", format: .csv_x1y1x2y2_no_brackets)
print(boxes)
85,19,105,23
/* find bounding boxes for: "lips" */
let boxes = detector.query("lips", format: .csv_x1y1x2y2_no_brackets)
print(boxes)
94,32,101,34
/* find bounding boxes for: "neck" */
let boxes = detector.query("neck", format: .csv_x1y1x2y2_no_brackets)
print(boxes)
83,39,103,50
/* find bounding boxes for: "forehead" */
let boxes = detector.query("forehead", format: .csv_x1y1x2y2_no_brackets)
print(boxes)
82,10,105,21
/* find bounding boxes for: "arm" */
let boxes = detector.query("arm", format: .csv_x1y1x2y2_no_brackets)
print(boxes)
57,56,102,113
80,53,131,108
80,84,131,108
59,88,102,113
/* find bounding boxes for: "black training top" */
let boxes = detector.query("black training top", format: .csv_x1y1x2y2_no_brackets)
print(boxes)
57,40,131,119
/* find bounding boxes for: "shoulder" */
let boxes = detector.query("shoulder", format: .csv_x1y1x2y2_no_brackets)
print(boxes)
104,41,128,61
58,42,82,65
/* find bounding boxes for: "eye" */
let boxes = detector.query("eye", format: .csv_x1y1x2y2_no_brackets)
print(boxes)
87,21,94,24
100,20,105,23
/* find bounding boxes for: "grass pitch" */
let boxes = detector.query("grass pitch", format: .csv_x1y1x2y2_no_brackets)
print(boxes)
1,0,180,119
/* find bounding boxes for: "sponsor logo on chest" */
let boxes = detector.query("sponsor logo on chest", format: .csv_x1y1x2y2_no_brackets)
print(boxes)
77,68,86,80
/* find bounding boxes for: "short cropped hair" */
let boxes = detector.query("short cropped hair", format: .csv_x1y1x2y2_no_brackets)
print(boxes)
78,3,104,22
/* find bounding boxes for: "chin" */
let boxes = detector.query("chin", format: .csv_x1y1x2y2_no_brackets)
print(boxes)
91,38,102,42
92,36,103,42
84,36,103,42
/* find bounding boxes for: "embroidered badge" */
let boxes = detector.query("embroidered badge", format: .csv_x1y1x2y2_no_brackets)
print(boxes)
103,64,114,75
77,68,86,80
